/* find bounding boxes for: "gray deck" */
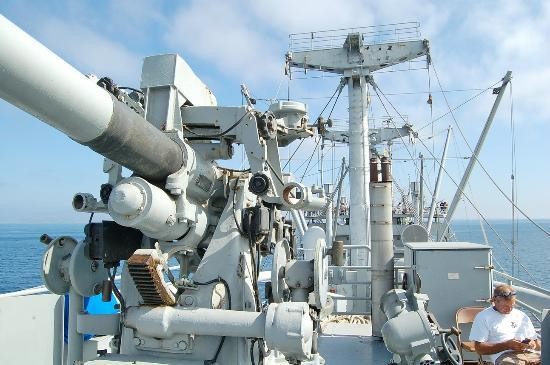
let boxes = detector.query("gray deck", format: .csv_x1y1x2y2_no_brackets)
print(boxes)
318,323,393,364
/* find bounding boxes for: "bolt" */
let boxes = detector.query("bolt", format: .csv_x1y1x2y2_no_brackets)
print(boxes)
183,296,194,306
133,337,142,346
58,238,64,247
93,283,102,295
166,215,176,226
90,261,98,272
177,340,188,350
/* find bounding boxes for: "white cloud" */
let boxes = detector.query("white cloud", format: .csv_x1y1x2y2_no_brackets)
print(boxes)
165,0,284,88
36,18,142,86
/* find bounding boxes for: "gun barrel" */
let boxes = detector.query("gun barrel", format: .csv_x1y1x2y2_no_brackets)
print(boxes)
0,15,183,181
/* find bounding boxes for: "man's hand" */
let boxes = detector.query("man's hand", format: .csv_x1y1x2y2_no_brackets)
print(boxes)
475,338,540,355
505,339,530,351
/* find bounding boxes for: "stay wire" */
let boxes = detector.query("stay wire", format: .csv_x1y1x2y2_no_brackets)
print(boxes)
374,83,540,284
299,143,336,180
415,80,502,133
299,137,322,183
431,63,550,239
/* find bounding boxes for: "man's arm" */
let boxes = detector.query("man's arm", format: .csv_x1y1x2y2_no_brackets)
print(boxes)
474,339,531,355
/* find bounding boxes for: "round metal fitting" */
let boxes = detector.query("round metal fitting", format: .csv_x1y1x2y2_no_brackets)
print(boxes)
42,236,78,295
183,296,194,306
271,239,290,303
249,173,270,195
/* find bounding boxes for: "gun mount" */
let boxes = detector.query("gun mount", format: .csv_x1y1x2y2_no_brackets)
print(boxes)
0,15,328,365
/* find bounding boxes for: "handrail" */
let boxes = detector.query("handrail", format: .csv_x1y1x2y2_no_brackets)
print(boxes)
493,270,550,297
289,22,421,52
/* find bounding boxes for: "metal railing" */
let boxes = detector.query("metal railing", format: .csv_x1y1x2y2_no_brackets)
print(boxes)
289,22,421,52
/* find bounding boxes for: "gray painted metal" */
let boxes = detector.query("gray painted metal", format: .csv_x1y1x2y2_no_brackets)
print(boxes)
318,334,393,364
0,294,64,365
77,314,121,336
68,288,84,365
370,180,394,337
403,242,492,329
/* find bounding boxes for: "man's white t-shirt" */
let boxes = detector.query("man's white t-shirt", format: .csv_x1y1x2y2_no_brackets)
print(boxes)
469,306,537,363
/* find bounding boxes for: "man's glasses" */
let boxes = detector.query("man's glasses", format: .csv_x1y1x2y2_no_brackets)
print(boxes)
494,291,517,298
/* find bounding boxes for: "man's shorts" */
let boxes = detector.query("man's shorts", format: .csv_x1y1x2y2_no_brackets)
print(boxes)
495,351,541,365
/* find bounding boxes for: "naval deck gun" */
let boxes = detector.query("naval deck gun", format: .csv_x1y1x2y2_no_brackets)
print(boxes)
0,15,331,365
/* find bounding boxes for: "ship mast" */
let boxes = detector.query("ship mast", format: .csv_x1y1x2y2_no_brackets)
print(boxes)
287,24,430,312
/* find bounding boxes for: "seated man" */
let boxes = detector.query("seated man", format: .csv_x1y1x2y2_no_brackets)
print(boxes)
469,284,541,364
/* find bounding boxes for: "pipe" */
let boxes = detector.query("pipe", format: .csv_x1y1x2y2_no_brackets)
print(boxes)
324,184,333,245
426,127,451,237
380,156,391,183
370,157,380,183
126,307,266,339
370,181,394,336
0,15,183,181
67,288,84,365
440,71,512,240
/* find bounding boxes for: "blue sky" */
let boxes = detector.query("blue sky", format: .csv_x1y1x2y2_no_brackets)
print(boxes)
1,0,549,223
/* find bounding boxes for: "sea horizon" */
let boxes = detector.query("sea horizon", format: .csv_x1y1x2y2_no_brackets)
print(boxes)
1,220,549,294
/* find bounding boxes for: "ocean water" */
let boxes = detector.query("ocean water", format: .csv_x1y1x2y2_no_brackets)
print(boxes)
0,220,549,294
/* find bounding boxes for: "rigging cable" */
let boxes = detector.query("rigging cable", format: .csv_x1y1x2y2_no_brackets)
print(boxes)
415,80,502,133
282,80,345,171
300,143,337,182
265,87,489,101
509,81,518,277
430,62,550,239
299,137,322,183
373,82,540,284
306,82,345,184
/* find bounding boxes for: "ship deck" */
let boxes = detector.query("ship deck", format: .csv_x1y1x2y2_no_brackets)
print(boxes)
318,322,393,364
